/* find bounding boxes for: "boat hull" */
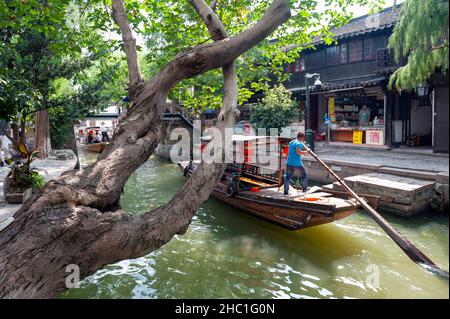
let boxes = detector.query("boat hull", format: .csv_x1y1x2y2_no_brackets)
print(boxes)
77,142,107,153
210,187,357,230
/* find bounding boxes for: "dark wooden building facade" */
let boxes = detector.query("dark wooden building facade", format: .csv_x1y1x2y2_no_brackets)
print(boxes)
282,5,449,152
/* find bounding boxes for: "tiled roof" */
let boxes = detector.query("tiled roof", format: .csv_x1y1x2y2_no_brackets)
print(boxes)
312,5,401,45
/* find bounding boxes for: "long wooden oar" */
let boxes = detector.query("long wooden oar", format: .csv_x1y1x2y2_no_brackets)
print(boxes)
302,144,449,278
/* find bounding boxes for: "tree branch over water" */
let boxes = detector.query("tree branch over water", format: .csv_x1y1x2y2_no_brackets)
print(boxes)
0,0,290,298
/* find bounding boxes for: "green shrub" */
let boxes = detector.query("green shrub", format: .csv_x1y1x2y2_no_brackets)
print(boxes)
249,84,299,134
30,172,46,190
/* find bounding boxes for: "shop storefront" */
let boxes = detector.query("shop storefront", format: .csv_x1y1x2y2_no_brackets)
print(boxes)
324,87,386,147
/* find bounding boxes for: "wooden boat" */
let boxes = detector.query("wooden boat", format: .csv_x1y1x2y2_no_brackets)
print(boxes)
178,136,379,230
76,126,109,153
76,141,107,153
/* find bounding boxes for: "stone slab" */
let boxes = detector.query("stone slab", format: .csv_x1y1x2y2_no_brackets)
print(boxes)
378,199,430,217
343,173,434,205
378,166,437,181
436,172,449,184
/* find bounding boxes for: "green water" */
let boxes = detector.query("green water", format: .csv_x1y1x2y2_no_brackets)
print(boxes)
62,153,449,299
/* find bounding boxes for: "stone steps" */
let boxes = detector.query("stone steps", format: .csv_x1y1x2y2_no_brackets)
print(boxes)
323,172,436,217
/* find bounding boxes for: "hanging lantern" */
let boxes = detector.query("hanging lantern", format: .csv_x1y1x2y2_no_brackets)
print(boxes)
416,81,430,97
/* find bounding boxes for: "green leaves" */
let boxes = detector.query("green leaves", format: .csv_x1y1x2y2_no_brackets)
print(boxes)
1,0,388,131
139,0,383,112
249,84,298,133
388,0,449,91
0,0,117,133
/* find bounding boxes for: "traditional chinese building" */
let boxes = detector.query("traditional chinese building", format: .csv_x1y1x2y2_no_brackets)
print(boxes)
281,5,448,152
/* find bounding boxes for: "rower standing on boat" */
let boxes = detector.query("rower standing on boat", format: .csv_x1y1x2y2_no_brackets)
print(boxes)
284,132,309,195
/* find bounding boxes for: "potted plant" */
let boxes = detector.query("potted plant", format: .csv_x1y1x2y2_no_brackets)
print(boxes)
3,139,46,204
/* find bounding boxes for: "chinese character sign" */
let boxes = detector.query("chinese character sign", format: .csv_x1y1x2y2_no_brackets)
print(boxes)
328,97,335,122
370,132,380,144
367,130,383,145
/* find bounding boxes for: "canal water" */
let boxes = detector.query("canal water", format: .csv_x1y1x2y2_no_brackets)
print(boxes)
61,152,449,299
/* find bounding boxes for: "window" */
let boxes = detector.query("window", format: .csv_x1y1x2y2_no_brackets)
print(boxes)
348,39,363,62
339,43,347,64
285,63,291,73
291,58,305,72
326,46,339,65
363,38,373,59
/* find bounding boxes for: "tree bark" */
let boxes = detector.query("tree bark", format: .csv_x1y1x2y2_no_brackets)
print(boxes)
35,109,52,158
65,121,80,170
0,0,290,298
12,126,19,144
20,120,26,143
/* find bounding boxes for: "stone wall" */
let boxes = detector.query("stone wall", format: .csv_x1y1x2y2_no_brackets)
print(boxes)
303,157,449,215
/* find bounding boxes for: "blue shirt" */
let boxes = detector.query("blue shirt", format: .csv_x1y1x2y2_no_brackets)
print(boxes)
286,139,305,167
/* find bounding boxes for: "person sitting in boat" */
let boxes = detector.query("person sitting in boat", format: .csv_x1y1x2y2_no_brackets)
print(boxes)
87,130,94,144
93,132,102,143
284,132,309,195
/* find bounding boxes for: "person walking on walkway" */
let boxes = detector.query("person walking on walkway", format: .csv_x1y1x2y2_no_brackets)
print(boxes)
284,132,309,195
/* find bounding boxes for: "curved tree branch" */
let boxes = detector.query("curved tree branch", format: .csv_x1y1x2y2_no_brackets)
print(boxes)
133,0,290,107
111,0,143,100
211,0,219,12
146,0,238,234
189,0,228,40
0,0,291,298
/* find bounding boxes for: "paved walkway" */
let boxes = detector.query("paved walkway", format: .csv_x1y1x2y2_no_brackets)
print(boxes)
0,151,77,231
311,144,449,174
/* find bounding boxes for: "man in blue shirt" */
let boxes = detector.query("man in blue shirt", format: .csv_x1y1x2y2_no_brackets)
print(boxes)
284,132,309,195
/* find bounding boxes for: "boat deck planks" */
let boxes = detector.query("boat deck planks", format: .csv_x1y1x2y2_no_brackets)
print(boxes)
241,186,328,200
242,187,355,210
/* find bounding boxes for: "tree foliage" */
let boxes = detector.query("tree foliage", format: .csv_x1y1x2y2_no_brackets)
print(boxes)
388,0,449,91
1,0,384,127
0,0,115,140
109,0,383,112
48,57,125,147
249,84,297,133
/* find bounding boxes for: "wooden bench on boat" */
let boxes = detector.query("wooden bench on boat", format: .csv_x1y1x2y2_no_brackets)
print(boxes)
238,177,272,188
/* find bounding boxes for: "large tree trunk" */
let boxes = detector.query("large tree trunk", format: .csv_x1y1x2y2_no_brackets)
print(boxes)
0,0,290,298
35,109,52,158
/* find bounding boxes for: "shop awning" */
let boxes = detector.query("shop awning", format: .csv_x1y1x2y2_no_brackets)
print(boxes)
288,76,387,95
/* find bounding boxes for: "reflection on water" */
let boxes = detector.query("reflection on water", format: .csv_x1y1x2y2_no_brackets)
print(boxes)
62,151,449,299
